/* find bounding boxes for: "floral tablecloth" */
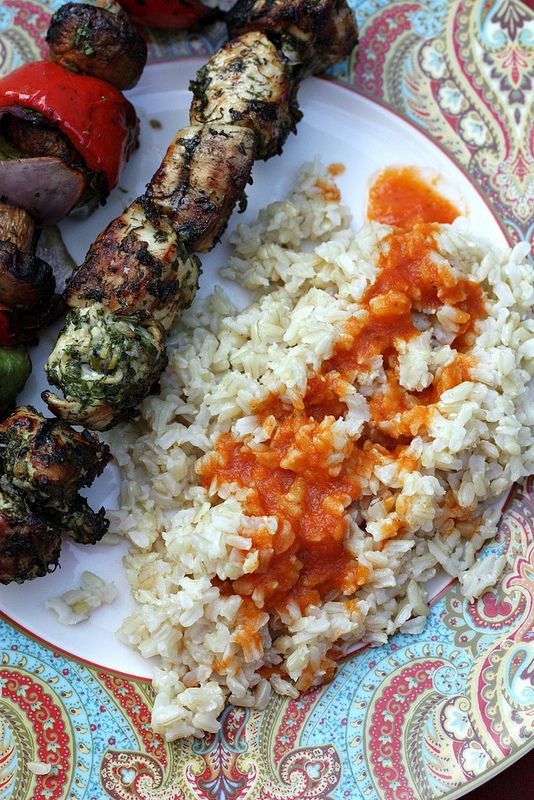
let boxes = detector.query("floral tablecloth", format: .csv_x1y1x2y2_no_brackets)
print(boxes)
0,2,533,799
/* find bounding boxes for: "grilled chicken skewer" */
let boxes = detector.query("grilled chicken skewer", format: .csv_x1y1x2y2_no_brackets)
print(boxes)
44,0,358,431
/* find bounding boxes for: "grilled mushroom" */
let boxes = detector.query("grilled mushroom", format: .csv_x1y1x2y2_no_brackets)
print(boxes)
44,305,168,430
0,203,36,252
0,479,61,584
0,202,55,312
47,2,147,91
0,241,56,310
227,0,359,79
145,124,256,252
190,31,301,160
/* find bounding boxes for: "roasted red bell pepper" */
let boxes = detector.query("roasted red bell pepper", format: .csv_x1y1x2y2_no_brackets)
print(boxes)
0,305,18,347
0,61,139,192
117,0,212,29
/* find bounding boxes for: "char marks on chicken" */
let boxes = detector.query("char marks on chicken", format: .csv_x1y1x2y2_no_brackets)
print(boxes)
65,200,201,330
190,31,301,160
146,124,256,253
0,480,61,584
0,405,110,499
0,406,111,582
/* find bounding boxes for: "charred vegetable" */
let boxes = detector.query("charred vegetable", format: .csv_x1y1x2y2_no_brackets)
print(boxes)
0,241,55,310
189,31,301,160
227,0,359,79
0,61,139,222
44,305,168,430
0,347,31,414
0,479,61,584
47,2,147,91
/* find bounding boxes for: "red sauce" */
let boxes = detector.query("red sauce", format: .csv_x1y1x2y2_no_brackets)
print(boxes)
200,166,486,625
315,178,341,203
328,163,346,177
367,166,460,228
200,425,370,615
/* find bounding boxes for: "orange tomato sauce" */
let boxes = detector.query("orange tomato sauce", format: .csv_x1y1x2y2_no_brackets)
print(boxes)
200,166,486,623
367,166,460,228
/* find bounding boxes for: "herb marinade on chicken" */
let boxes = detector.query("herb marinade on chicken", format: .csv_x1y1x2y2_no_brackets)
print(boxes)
45,304,168,429
44,0,358,431
0,406,111,582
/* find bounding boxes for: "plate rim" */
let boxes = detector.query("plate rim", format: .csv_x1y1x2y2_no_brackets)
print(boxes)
1,56,532,800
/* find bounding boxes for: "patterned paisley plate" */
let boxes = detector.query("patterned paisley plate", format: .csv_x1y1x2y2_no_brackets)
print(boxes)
1,2,533,799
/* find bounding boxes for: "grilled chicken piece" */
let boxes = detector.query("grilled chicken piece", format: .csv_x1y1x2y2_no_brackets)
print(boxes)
44,305,168,430
227,0,358,79
47,2,147,90
0,406,110,564
43,495,109,545
146,124,256,252
5,114,84,167
0,480,61,584
0,203,35,253
190,31,301,160
0,405,111,499
0,241,55,310
65,199,201,330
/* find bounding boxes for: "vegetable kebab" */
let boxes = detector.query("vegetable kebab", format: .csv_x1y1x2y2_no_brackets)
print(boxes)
0,2,147,582
0,2,145,224
44,0,358,430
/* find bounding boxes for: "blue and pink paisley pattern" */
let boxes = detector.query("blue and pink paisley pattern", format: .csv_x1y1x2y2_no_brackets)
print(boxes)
0,2,533,798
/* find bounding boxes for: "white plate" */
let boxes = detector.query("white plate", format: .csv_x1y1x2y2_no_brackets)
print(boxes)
0,60,507,677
